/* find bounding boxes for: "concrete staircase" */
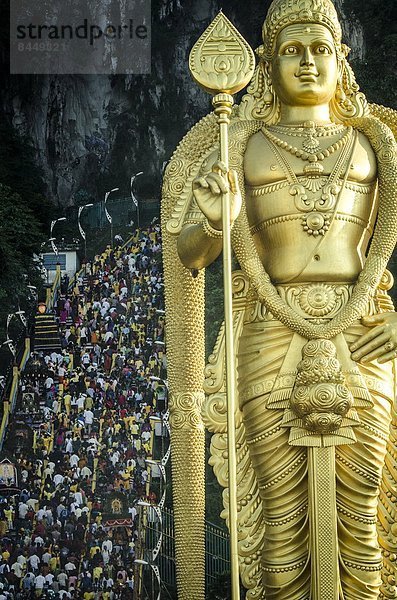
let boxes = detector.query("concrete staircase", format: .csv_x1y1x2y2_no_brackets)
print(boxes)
33,313,61,351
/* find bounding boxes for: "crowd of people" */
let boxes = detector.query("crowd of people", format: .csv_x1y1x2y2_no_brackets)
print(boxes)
0,224,167,599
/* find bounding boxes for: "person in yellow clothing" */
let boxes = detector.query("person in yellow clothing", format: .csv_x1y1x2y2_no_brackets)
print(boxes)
89,545,100,559
63,392,71,415
43,488,53,502
129,420,138,436
43,434,52,454
85,395,93,411
73,421,83,436
93,565,103,582
121,470,130,491
0,518,7,537
125,462,134,478
2,547,10,561
49,555,58,572
58,413,69,429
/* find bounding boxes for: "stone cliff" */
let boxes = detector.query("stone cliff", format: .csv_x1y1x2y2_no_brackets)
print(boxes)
1,0,396,207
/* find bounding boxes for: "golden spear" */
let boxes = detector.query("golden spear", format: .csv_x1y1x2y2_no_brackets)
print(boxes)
189,12,255,599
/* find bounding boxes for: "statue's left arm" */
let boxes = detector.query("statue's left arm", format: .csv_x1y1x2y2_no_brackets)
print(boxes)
350,312,397,363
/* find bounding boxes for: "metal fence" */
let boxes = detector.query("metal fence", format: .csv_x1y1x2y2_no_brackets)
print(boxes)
145,507,230,592
205,521,231,584
82,197,160,230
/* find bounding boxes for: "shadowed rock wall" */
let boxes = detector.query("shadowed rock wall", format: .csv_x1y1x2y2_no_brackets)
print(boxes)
1,0,395,207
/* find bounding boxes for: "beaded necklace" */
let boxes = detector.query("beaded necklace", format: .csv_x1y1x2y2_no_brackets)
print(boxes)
261,127,355,236
269,121,344,138
262,125,351,175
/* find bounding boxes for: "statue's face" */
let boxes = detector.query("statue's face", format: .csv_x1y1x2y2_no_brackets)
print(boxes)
270,23,338,107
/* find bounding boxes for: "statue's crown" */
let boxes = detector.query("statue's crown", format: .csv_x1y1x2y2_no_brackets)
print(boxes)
262,0,342,59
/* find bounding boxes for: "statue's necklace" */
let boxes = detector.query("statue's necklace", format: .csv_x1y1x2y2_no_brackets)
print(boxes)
269,120,344,139
263,122,350,175
261,126,355,236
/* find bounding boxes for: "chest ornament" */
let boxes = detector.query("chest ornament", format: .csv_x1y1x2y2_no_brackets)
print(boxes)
264,122,351,175
261,126,355,236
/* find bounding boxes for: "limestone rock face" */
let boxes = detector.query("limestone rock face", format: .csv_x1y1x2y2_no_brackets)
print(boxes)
334,0,365,61
1,0,368,206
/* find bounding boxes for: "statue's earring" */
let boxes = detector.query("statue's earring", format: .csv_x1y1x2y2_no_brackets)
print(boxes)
336,72,353,111
330,57,368,120
263,76,274,105
246,57,280,124
260,63,275,105
336,78,346,104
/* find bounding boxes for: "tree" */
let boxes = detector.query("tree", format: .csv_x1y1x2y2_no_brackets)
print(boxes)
0,121,53,227
0,118,52,370
0,184,45,369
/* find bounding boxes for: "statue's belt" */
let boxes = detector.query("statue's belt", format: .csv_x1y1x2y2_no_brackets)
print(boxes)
276,282,355,320
243,281,377,322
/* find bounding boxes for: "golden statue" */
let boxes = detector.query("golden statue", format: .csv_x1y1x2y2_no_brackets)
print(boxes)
162,1,397,598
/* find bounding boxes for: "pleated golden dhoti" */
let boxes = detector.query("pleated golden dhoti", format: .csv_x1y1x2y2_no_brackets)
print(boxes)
238,316,393,600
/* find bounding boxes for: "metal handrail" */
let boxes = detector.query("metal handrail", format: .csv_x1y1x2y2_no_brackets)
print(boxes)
0,337,31,449
46,264,62,312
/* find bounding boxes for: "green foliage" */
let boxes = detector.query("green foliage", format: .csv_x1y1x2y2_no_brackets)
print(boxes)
0,183,46,371
0,183,44,301
0,121,53,369
0,121,54,230
74,189,93,206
